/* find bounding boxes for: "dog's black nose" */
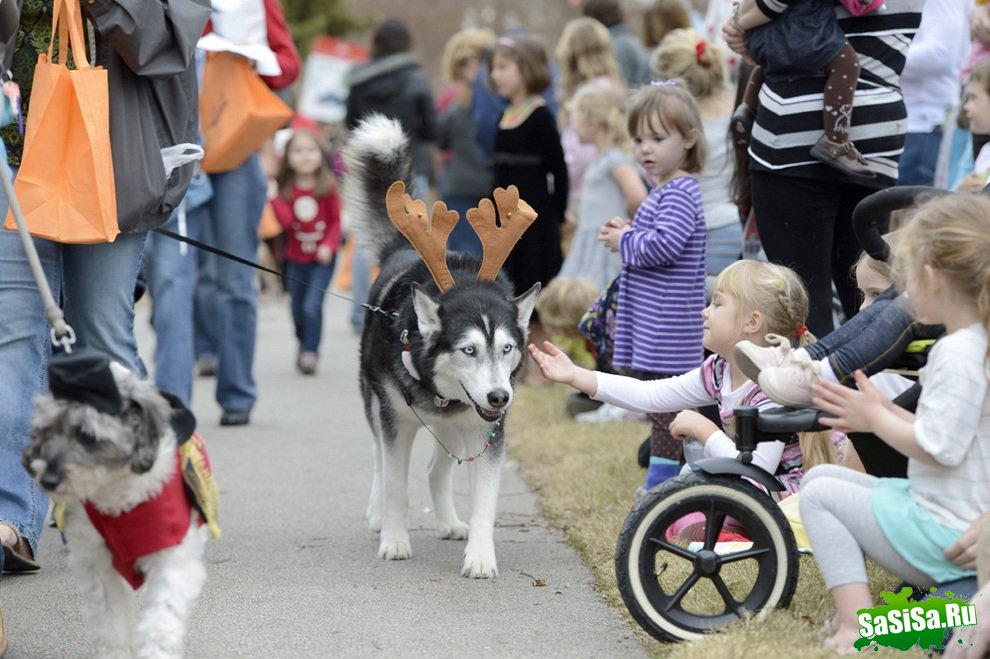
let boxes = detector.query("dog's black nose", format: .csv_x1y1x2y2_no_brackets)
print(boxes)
488,389,510,409
39,471,61,491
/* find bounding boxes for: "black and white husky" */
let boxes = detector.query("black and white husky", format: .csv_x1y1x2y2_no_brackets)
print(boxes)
344,115,539,578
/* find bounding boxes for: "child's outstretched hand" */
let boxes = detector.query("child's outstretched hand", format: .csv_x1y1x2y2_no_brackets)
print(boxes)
527,340,579,384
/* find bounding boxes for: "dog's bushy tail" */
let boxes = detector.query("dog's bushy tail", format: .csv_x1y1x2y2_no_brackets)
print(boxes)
342,114,413,266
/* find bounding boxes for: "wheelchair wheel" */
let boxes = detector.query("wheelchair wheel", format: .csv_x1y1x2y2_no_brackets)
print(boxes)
615,472,798,643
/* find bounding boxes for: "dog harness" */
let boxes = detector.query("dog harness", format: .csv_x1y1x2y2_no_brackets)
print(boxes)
83,453,194,589
82,434,220,590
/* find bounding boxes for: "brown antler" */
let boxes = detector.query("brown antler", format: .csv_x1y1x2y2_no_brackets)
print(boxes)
465,186,538,281
385,180,460,292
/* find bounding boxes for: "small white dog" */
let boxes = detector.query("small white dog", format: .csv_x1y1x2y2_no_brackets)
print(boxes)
23,351,217,659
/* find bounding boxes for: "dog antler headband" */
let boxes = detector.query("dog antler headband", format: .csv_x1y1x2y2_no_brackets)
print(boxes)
385,181,538,292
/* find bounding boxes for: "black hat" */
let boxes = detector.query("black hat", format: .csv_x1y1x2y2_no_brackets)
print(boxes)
48,348,123,415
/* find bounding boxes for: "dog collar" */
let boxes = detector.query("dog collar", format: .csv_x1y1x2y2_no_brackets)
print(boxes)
400,329,450,408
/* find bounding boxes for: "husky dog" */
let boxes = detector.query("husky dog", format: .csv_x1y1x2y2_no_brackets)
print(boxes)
23,352,212,658
345,115,539,578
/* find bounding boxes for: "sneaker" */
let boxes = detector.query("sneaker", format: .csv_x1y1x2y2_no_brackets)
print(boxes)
297,351,318,375
758,361,821,408
733,334,797,383
196,356,217,377
730,102,754,149
565,391,602,418
220,409,251,426
810,134,878,180
574,402,639,423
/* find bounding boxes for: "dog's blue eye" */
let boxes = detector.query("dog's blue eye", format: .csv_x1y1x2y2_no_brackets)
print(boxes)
462,346,475,356
503,344,514,354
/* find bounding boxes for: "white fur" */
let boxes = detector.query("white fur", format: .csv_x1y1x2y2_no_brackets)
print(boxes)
24,365,209,658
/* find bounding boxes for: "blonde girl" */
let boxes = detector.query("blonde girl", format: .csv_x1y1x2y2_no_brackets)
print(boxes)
554,17,626,233
652,28,743,290
528,260,835,494
558,85,647,290
595,81,707,488
271,129,341,375
804,193,990,652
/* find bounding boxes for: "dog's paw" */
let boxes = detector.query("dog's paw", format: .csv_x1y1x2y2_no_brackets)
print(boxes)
461,546,498,579
439,520,470,541
378,535,412,560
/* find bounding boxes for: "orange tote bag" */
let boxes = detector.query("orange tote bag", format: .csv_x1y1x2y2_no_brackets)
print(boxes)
4,0,118,243
199,52,294,174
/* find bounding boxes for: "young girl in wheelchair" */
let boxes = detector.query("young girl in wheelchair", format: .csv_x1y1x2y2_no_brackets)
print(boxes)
799,193,990,653
527,260,836,499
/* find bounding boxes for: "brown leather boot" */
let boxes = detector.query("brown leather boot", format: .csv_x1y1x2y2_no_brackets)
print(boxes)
810,135,878,180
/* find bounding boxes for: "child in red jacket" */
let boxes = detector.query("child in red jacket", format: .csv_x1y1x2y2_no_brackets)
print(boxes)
271,129,342,375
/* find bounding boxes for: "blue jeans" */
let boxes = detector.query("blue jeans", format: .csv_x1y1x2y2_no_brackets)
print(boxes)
442,194,483,256
896,128,942,187
804,287,944,385
194,154,266,413
62,233,148,374
145,203,208,408
285,258,336,353
706,222,743,276
349,241,371,335
0,226,58,553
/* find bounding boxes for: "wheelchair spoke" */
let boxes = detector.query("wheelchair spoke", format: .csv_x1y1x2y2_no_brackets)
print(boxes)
664,571,701,612
702,500,727,550
648,537,698,562
711,574,743,618
719,546,769,564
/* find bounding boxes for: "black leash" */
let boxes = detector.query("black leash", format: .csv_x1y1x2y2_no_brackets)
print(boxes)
152,227,399,320
155,226,500,464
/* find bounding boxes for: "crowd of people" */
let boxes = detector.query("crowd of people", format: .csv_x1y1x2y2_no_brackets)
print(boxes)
4,0,990,654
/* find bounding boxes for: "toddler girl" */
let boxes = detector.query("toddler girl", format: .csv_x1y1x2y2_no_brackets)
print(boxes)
529,260,835,496
596,81,707,489
271,129,341,375
730,0,881,179
558,84,646,291
802,193,990,652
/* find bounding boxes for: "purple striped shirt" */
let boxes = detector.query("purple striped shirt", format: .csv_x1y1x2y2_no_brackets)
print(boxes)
612,176,706,374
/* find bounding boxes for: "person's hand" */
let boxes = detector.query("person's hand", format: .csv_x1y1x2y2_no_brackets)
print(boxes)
812,370,888,434
316,245,334,266
957,171,988,194
943,580,990,659
597,217,630,252
721,17,753,63
944,513,989,570
527,340,577,385
669,410,719,443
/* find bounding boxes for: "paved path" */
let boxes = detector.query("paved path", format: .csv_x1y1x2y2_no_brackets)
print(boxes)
4,293,646,658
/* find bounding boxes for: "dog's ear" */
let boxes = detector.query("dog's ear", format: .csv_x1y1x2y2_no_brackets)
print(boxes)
122,400,164,474
411,283,442,340
514,283,541,333
158,390,197,444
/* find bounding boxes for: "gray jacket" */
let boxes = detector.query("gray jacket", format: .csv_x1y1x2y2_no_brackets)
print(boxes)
82,0,211,233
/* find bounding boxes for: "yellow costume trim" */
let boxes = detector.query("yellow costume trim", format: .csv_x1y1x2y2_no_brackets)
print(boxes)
180,432,221,539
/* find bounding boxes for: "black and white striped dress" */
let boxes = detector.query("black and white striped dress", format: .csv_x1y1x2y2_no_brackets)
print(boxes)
748,1,925,185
